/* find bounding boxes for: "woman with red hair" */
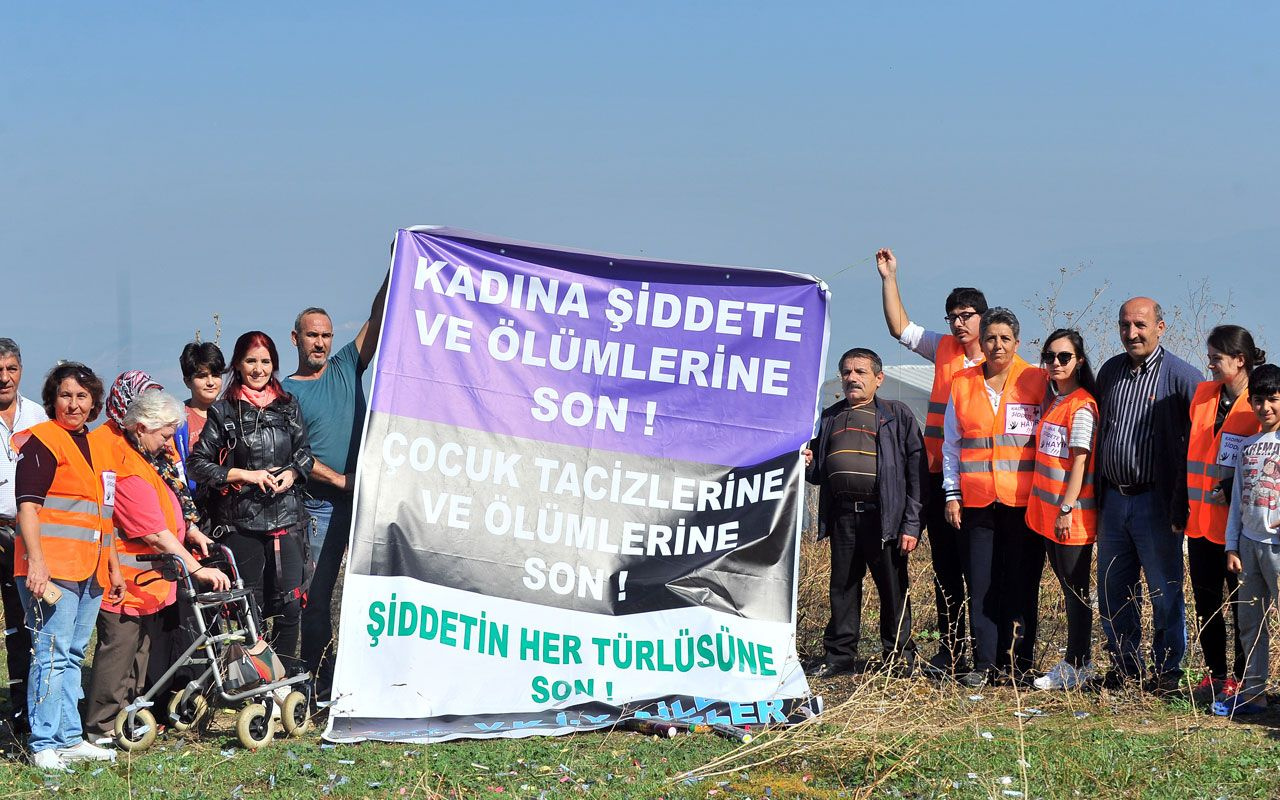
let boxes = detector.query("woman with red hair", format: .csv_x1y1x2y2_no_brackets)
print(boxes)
188,331,314,658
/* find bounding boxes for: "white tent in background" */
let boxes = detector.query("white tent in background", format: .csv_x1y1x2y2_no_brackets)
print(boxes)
818,364,934,426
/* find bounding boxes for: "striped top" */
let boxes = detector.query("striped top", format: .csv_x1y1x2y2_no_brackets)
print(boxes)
824,403,878,497
1099,346,1164,485
1047,391,1097,451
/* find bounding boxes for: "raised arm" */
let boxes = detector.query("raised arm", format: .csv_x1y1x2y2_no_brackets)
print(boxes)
877,248,911,339
355,270,391,368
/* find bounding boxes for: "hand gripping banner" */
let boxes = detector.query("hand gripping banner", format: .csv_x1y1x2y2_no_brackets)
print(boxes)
326,227,830,742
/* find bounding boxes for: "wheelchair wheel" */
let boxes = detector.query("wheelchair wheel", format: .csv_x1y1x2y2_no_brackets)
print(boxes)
235,702,276,750
114,708,158,752
280,690,311,737
168,691,209,732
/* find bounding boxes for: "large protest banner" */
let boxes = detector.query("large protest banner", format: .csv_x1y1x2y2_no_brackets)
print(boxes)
326,227,829,742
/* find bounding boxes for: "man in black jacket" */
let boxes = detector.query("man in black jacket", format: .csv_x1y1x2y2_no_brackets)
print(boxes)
804,347,927,678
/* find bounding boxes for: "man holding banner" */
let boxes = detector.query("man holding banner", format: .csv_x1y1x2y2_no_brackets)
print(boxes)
804,347,926,678
326,227,826,742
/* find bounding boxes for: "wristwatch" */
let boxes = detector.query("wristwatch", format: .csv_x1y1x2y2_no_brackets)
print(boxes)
1059,503,1073,515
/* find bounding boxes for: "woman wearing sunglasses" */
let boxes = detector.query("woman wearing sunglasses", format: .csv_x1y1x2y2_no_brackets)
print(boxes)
1025,329,1100,690
1184,325,1264,704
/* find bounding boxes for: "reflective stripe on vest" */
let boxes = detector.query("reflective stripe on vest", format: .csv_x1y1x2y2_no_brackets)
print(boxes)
1024,388,1099,545
951,356,1047,508
1185,381,1260,544
13,421,115,585
925,337,979,474
100,423,179,616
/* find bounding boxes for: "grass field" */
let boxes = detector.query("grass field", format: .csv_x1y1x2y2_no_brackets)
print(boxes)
2,536,1280,799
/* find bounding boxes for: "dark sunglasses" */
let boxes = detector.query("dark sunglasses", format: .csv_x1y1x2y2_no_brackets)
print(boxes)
1041,351,1076,366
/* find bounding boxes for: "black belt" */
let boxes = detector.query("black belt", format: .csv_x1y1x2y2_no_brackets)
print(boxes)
837,497,879,513
1111,482,1153,497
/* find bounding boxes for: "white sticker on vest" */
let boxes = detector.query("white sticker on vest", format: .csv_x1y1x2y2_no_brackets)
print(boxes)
1005,403,1040,436
1217,432,1246,468
101,471,117,509
1039,422,1069,459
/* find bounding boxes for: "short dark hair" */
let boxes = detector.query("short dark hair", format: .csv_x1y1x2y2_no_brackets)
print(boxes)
179,341,227,381
980,307,1020,340
42,362,104,423
839,347,883,376
1207,325,1266,376
1249,364,1280,400
945,287,988,316
293,307,330,334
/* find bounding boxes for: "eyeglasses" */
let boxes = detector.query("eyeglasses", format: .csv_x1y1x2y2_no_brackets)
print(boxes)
944,311,979,325
1042,352,1076,366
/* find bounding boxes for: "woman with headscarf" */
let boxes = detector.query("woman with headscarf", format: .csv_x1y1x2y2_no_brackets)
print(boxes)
188,332,314,659
83,373,230,742
12,363,125,770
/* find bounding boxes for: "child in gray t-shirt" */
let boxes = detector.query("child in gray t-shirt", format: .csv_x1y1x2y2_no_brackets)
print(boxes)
1220,365,1280,715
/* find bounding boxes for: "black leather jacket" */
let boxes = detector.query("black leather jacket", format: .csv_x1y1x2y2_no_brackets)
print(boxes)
188,395,315,532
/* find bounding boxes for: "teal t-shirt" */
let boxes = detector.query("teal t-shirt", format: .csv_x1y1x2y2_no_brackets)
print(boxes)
284,340,368,478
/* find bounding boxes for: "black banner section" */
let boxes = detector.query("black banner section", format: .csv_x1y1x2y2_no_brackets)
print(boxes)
349,413,800,623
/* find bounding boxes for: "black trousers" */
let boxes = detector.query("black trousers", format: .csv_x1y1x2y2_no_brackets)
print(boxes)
962,503,1044,674
824,508,915,665
925,473,967,665
224,526,304,659
1186,534,1244,681
1044,539,1094,666
0,524,31,731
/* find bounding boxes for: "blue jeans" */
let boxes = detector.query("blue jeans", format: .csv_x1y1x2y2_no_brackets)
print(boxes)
1096,487,1187,677
300,493,353,696
17,579,103,753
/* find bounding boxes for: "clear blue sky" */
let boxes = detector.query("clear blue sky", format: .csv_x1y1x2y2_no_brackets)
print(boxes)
4,3,1277,395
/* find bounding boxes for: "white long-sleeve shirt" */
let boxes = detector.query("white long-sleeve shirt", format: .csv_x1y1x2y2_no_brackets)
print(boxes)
1225,430,1280,553
941,383,1003,501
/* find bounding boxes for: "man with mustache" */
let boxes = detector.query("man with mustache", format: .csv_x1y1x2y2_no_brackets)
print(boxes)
0,338,47,736
286,274,388,704
1094,297,1200,693
803,347,927,678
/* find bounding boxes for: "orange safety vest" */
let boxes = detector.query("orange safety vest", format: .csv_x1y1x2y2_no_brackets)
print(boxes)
1025,388,1099,544
924,336,979,474
952,356,1048,508
101,422,180,615
1185,381,1260,545
12,421,116,585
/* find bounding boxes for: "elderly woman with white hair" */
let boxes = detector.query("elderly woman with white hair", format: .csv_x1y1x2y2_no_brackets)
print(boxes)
83,374,230,742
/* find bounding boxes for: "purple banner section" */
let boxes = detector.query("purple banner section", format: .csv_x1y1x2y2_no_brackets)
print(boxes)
371,228,828,465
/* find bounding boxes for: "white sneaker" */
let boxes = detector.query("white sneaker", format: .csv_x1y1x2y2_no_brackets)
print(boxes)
57,739,117,762
32,748,71,771
1033,660,1095,690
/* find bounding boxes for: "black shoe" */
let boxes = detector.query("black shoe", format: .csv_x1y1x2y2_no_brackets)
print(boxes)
958,669,992,689
921,650,968,680
1098,668,1135,690
877,652,917,678
807,661,855,679
1143,671,1185,697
